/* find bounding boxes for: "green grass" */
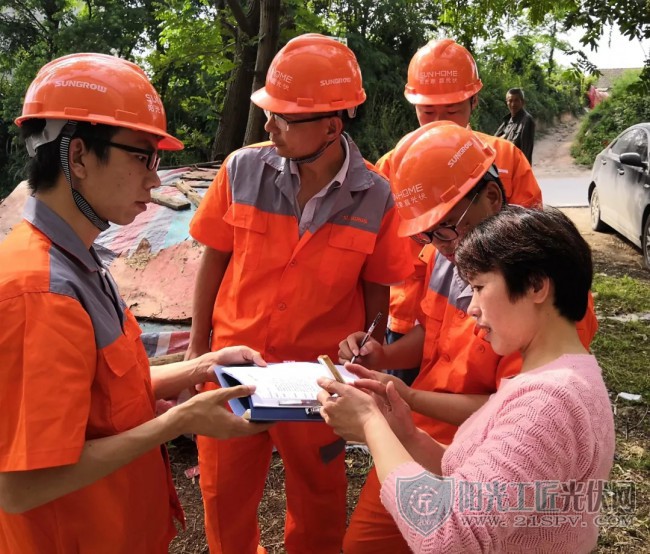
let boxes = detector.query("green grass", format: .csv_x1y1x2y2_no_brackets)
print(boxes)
593,274,650,315
592,274,650,552
592,274,650,399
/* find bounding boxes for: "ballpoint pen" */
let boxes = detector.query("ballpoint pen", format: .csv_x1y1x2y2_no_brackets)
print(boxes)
350,311,383,364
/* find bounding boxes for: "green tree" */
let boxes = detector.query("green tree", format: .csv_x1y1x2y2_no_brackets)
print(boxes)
0,0,160,197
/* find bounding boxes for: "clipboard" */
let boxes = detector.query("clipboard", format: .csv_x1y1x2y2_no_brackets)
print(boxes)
213,360,356,422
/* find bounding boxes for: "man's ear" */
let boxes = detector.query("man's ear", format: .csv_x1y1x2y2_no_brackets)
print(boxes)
469,95,479,111
484,181,503,214
68,137,89,179
326,115,343,139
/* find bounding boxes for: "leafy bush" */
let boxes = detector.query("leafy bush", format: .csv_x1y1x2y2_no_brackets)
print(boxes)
571,70,650,166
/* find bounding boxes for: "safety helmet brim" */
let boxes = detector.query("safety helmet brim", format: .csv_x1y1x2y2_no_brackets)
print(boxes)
15,113,183,151
404,82,482,107
251,86,366,114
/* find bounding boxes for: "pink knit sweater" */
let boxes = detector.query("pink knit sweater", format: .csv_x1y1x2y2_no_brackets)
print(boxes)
380,354,615,553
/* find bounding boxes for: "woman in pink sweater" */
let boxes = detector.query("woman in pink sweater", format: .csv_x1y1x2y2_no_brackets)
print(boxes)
318,206,615,553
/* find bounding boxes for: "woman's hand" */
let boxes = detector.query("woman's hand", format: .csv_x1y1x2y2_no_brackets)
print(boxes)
344,362,415,408
353,378,418,444
316,378,385,442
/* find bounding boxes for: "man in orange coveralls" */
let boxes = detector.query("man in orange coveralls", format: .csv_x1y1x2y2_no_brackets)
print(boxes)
0,53,270,554
186,34,412,554
339,121,599,553
377,39,543,386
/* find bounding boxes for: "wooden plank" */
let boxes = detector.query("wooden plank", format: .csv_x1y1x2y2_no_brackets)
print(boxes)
187,180,212,188
175,180,203,208
151,190,191,210
149,352,186,366
184,169,219,180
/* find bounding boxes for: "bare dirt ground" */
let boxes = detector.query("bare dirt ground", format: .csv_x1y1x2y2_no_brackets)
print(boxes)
534,114,647,280
168,116,649,554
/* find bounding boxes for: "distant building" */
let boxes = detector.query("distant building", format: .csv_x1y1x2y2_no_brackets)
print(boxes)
588,67,643,108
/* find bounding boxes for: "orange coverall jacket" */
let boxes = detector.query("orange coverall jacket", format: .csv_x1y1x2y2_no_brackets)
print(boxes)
0,198,182,554
190,139,413,361
189,137,413,554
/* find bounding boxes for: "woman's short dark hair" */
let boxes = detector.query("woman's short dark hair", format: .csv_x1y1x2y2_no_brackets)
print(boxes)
455,205,592,322
20,119,119,192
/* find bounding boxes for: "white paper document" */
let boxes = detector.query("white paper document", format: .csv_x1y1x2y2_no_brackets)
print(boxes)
215,362,357,407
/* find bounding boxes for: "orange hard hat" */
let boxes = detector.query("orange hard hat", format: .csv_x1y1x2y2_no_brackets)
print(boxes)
251,33,366,113
404,39,482,106
15,53,183,150
391,121,496,237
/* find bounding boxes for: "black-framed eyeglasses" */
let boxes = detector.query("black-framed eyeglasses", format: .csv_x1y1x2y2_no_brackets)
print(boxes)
411,189,481,244
90,138,161,171
263,110,334,132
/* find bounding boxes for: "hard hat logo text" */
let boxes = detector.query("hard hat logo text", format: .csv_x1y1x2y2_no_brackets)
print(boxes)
145,93,162,115
394,183,428,209
418,70,459,86
320,77,352,87
448,141,473,168
55,80,107,93
269,70,293,91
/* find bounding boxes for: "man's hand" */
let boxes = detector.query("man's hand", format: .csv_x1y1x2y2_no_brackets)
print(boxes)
198,346,267,383
338,332,386,369
174,385,272,439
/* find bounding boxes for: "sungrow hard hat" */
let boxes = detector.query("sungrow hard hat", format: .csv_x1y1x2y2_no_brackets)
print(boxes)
251,33,366,114
404,39,482,106
16,53,183,151
391,121,496,237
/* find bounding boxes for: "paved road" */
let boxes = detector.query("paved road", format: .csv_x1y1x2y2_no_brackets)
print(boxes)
536,175,590,207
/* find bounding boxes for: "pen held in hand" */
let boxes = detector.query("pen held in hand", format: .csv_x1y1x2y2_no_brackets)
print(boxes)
350,311,383,364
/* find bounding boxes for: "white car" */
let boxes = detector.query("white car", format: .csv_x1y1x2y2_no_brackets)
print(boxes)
588,123,650,268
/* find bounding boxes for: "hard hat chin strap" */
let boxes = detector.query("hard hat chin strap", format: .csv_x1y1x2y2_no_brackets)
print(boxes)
289,137,337,164
288,109,354,164
59,121,110,232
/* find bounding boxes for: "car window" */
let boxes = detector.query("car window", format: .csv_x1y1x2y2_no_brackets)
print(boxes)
611,130,635,156
628,129,648,162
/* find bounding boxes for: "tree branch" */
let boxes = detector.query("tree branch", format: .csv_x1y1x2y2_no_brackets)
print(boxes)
225,0,257,37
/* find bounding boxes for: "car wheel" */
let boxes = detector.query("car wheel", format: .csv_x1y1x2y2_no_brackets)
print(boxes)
643,216,650,270
589,187,608,232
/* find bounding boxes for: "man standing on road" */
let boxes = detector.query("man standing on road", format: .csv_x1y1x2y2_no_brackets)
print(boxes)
376,39,542,386
186,34,412,554
0,53,269,554
495,87,536,163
